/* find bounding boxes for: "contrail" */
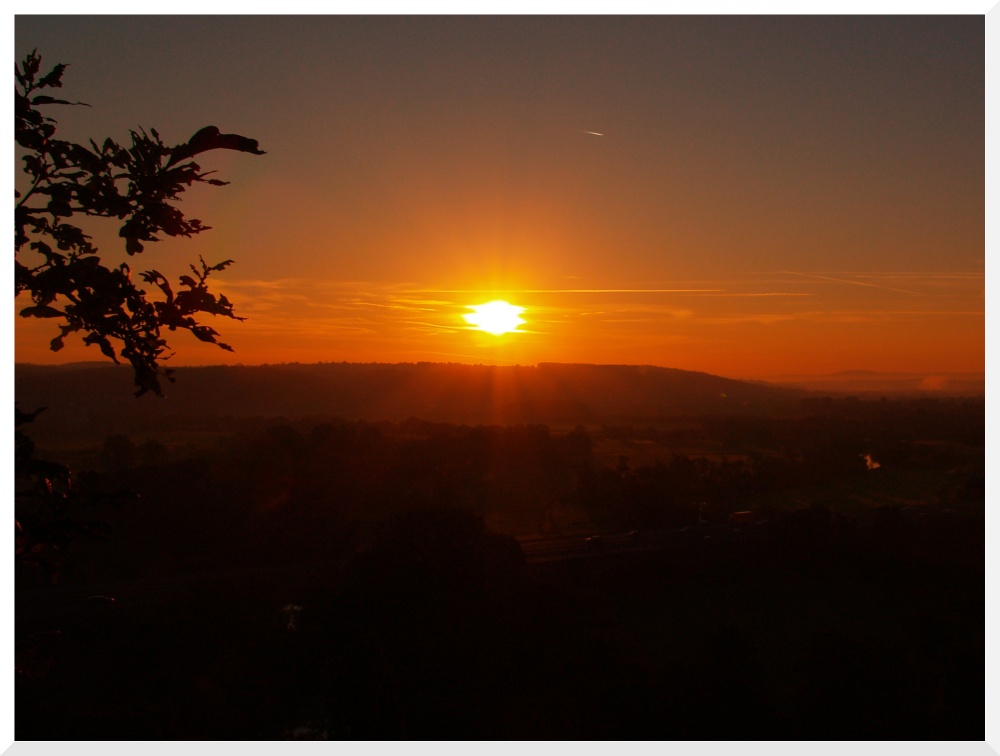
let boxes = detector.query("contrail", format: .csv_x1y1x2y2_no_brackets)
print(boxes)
583,130,604,137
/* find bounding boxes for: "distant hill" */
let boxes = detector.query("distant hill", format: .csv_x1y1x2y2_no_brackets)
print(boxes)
763,370,985,396
15,361,805,435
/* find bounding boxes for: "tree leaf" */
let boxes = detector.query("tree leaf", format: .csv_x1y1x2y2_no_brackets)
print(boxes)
166,126,266,167
37,63,67,88
20,304,63,318
31,96,72,106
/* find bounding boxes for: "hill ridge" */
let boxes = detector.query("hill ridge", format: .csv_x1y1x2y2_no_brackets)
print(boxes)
16,360,802,431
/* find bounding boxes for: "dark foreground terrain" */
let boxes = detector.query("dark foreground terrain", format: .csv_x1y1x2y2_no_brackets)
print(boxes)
15,369,984,739
16,506,983,739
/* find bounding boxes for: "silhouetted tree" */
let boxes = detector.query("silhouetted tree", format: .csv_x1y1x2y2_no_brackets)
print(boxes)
14,49,261,576
15,50,264,397
15,405,74,580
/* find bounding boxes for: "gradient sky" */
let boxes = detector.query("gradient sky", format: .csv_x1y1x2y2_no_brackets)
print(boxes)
14,15,985,379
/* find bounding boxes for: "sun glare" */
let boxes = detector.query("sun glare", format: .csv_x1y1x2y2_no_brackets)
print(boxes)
463,300,526,336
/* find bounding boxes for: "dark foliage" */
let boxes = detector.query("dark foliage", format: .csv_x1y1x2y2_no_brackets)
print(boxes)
15,51,264,396
15,406,138,584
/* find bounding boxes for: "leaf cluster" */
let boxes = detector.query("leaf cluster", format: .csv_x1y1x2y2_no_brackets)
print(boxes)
15,50,265,396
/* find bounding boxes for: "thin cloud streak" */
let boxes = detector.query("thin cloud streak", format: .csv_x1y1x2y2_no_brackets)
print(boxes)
420,288,725,294
206,276,981,364
399,320,467,335
688,292,813,298
780,271,924,295
801,271,984,279
697,309,984,326
344,300,437,312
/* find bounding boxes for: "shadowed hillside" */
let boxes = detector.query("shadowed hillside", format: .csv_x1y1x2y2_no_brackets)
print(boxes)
16,361,805,434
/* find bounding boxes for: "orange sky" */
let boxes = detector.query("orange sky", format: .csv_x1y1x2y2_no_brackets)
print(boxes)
14,16,984,380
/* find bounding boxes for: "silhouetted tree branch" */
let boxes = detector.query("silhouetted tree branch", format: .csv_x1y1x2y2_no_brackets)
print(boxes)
15,50,264,396
14,50,263,579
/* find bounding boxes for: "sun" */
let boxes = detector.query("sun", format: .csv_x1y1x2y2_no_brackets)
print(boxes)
463,300,526,336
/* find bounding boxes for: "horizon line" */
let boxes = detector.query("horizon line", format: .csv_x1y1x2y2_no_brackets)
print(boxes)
13,359,987,381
